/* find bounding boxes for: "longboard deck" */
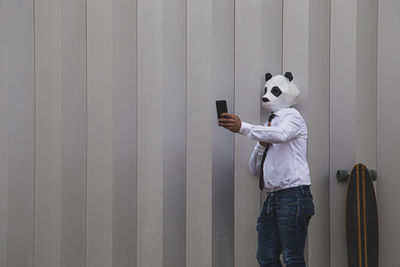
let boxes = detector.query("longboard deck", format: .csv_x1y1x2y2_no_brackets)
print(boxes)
346,163,379,267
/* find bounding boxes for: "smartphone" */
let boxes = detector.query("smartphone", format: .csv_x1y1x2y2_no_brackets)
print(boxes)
216,100,228,119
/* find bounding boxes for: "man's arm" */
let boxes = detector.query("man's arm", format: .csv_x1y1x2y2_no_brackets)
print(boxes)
218,112,303,143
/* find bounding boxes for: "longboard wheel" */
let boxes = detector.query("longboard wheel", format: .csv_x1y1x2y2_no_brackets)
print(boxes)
336,170,349,182
369,169,377,181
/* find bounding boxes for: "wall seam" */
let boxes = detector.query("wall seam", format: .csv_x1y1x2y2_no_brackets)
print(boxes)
84,0,88,266
185,0,188,265
232,0,236,264
135,0,139,266
184,0,188,264
328,0,332,265
281,0,284,73
329,0,333,264
33,0,37,265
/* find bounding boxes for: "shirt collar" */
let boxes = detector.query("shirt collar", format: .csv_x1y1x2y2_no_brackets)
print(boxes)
272,107,291,116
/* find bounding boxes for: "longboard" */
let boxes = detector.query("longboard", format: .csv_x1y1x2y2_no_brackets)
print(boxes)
345,163,379,267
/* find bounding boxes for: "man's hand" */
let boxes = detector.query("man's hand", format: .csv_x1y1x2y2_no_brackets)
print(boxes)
259,141,269,147
218,113,242,133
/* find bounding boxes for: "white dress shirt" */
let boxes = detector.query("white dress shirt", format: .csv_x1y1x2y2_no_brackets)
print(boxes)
239,107,311,192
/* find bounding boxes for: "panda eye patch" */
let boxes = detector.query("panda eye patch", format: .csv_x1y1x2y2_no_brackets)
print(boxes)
264,87,268,94
271,86,282,97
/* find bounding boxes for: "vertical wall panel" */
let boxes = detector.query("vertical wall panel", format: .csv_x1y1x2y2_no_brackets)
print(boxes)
86,0,114,266
186,0,213,266
112,0,138,267
260,1,283,128
355,0,377,169
331,0,378,265
330,0,357,265
306,0,331,266
0,2,9,265
34,1,62,266
60,1,87,266
283,0,309,119
234,1,262,266
137,0,164,266
6,1,36,266
377,1,400,266
211,0,235,266
162,0,186,267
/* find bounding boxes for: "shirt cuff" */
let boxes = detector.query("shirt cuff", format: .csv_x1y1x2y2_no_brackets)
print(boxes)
239,121,251,136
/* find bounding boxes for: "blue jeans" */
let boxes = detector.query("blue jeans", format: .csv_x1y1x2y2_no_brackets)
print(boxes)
256,185,315,267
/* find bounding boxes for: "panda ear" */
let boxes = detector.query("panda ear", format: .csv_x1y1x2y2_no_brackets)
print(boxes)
265,73,272,82
284,72,293,82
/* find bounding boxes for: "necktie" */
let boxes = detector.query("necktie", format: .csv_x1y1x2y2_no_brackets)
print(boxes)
259,113,276,191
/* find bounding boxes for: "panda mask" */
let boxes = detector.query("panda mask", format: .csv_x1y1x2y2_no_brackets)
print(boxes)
262,72,299,113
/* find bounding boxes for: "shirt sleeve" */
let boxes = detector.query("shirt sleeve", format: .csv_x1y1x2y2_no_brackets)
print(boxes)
248,141,266,176
239,113,304,144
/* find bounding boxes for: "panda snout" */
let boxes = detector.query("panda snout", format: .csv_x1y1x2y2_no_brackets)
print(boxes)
262,97,269,103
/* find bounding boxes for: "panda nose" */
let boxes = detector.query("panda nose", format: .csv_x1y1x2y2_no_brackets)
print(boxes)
262,97,269,103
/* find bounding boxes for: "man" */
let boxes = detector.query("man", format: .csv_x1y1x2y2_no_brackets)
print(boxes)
218,72,315,267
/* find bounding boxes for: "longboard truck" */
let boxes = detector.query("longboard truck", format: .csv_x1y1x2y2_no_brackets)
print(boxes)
337,169,377,182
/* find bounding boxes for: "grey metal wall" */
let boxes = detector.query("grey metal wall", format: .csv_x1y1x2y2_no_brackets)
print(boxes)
330,0,378,266
1,0,400,267
0,0,329,266
377,1,400,266
162,0,186,266
1,1,35,267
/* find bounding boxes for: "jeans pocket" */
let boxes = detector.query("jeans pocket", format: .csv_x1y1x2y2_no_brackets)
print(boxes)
301,204,315,229
276,203,298,231
276,202,297,217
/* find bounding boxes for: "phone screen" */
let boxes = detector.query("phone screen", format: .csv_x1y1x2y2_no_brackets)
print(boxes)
216,100,228,119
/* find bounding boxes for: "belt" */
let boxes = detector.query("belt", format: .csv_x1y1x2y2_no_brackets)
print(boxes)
267,185,310,197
